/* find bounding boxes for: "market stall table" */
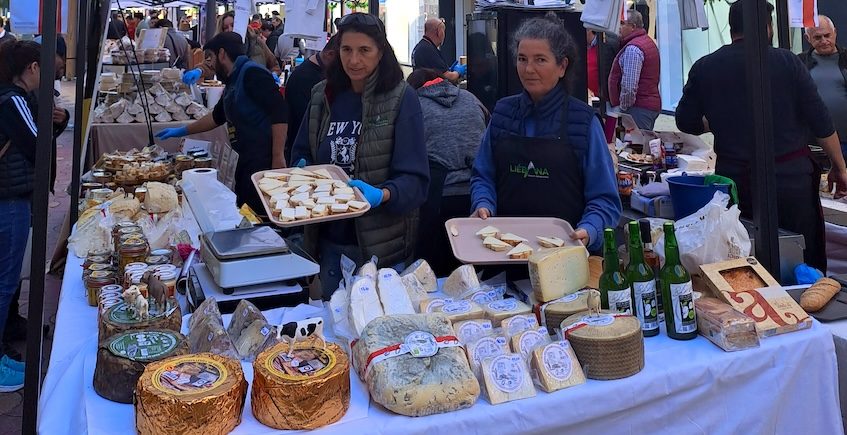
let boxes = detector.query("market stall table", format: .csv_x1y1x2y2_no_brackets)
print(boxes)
90,121,228,157
39,254,844,434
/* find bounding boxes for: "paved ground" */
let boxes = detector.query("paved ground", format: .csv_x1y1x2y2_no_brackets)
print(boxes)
0,80,75,434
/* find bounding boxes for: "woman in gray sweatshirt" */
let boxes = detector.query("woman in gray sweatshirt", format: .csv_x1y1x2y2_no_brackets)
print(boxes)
408,68,488,275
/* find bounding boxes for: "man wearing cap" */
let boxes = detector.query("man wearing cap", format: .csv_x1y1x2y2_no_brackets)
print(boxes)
675,0,847,272
156,32,289,212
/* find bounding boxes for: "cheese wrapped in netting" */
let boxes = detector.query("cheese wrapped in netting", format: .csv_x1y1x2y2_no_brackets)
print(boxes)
352,314,480,416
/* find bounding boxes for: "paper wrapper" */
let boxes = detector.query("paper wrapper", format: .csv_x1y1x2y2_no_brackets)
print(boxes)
135,353,247,435
251,337,350,429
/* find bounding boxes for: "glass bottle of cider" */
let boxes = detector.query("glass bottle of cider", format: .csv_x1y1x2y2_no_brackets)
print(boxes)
599,228,632,314
627,221,659,337
659,222,698,340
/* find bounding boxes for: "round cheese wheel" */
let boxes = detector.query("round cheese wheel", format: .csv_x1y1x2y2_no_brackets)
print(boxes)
94,329,188,403
541,292,589,334
251,338,350,429
135,353,248,435
99,299,182,341
561,310,644,380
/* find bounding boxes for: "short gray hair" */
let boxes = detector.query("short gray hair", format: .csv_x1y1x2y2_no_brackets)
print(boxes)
625,10,644,29
511,12,578,87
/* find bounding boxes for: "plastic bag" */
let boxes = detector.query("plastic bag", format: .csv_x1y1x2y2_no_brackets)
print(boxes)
656,191,751,274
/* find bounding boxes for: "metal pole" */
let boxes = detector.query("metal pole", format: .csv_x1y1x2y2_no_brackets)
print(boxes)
775,0,790,49
743,0,780,278
22,0,58,432
71,0,90,226
206,0,217,42
369,0,378,17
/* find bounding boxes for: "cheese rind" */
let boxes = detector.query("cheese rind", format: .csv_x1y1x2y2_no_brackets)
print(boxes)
528,246,589,302
531,341,586,392
475,226,500,239
483,236,511,252
506,242,533,259
443,265,481,298
481,353,536,405
400,259,438,293
376,268,416,315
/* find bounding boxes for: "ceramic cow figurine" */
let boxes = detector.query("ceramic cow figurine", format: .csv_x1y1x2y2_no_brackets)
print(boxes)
142,271,168,313
587,289,602,317
277,317,326,356
121,286,148,320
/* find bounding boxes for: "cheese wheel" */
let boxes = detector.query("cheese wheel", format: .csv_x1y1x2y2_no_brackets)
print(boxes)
531,341,586,392
561,311,644,380
94,330,188,403
135,353,248,435
251,338,350,429
539,292,589,335
99,300,182,341
483,299,532,327
481,353,536,405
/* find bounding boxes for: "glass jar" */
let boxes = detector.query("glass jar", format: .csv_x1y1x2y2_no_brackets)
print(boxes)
99,284,124,300
83,255,111,269
174,155,194,176
85,271,116,306
119,239,149,273
150,248,172,264
193,157,212,168
124,262,149,285
145,255,168,266
154,270,177,298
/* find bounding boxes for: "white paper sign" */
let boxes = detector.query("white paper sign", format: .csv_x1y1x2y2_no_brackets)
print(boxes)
284,0,326,39
10,0,70,34
233,0,252,39
181,138,211,155
788,0,818,28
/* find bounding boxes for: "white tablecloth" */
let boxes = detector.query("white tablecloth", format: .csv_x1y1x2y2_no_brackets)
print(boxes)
40,254,845,435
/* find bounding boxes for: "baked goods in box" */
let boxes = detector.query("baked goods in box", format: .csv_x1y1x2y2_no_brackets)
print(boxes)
699,257,780,297
694,297,760,351
351,314,479,417
800,277,842,312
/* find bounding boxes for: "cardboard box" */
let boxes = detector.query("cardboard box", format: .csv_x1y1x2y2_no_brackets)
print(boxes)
700,257,810,337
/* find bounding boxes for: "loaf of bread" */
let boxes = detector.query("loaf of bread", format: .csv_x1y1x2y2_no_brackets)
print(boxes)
144,182,178,213
800,278,841,312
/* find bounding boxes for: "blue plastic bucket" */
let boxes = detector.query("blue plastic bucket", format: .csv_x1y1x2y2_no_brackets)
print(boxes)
666,175,731,219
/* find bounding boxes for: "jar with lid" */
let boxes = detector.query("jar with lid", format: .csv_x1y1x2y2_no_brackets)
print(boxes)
84,255,111,269
85,271,116,306
150,248,173,263
145,255,168,266
193,157,213,168
99,284,124,300
124,263,149,285
154,269,177,298
117,233,146,257
174,155,194,176
119,238,148,273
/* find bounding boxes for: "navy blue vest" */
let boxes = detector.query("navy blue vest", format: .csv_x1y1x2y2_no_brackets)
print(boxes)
223,56,273,164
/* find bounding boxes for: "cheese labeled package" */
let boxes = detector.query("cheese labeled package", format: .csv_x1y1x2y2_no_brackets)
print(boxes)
465,334,510,378
420,298,449,314
481,353,536,405
443,265,481,299
528,246,589,303
501,314,539,338
376,268,416,315
400,259,438,293
226,300,266,340
484,299,533,326
348,276,384,336
454,319,494,344
531,341,586,392
435,300,485,322
510,327,552,362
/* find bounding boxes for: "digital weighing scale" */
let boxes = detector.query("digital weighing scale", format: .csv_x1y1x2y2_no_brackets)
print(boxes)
182,177,319,301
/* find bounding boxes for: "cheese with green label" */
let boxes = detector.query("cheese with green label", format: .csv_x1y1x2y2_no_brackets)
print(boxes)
443,265,480,298
481,353,536,405
531,341,586,392
528,246,589,302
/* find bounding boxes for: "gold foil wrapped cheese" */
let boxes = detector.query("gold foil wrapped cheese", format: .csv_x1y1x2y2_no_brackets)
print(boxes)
135,353,247,435
252,338,350,430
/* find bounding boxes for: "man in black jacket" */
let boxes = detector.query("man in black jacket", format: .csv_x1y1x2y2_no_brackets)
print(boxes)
800,15,847,157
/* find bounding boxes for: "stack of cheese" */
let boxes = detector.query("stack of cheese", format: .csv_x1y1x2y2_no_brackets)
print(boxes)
99,300,182,341
187,298,240,360
135,353,248,435
226,300,279,361
477,225,567,259
94,329,189,403
252,338,350,430
529,246,591,333
257,168,368,221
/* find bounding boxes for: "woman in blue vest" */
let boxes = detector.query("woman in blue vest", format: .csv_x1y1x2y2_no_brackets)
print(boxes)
290,13,429,298
469,13,621,253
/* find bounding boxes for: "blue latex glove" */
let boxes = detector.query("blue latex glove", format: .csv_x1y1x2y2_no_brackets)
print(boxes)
182,68,202,85
294,158,308,168
272,72,281,85
452,63,467,76
349,180,383,208
155,126,188,140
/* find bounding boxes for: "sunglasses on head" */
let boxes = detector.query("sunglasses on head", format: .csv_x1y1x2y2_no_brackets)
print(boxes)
338,13,384,32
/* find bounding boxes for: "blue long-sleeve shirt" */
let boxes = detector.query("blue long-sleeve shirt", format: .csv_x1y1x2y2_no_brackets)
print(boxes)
470,89,621,252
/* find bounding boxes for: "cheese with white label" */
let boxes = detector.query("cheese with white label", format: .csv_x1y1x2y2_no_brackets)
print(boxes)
435,300,484,322
481,353,536,405
510,327,552,361
453,319,494,344
531,341,586,392
443,265,481,299
501,314,539,338
483,299,533,326
400,259,438,293
348,276,384,336
377,268,416,315
528,246,589,302
420,298,448,314
465,335,510,377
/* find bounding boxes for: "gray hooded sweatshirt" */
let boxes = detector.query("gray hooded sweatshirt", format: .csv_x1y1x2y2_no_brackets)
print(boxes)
416,80,487,196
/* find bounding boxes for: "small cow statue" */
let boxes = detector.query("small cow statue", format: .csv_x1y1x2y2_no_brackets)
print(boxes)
277,317,325,357
122,286,149,320
587,289,602,317
141,271,168,314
